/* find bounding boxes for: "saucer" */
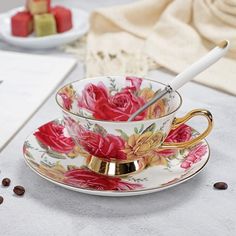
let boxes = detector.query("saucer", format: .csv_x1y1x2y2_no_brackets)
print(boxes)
23,119,210,197
0,7,89,49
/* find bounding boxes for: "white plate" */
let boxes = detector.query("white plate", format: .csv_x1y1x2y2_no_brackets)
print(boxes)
0,6,89,49
23,119,210,197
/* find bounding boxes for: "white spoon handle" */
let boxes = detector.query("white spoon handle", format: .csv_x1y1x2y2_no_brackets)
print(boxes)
128,40,230,121
170,40,230,91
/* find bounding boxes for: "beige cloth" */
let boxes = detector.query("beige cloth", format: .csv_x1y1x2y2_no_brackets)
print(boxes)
66,0,236,95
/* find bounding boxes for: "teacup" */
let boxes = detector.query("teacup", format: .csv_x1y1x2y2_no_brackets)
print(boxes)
56,76,213,176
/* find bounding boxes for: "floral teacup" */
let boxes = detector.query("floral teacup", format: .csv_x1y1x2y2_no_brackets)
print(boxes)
56,76,213,176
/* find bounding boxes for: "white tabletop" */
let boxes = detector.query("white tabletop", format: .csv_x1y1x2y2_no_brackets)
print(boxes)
1,1,236,236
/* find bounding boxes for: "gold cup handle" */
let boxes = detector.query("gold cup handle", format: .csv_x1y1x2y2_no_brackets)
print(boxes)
160,109,213,149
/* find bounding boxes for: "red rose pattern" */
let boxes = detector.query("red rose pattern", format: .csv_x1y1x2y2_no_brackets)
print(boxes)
64,168,142,191
76,125,126,160
94,90,146,121
165,124,192,143
156,124,192,157
77,77,146,121
34,122,75,153
77,82,109,112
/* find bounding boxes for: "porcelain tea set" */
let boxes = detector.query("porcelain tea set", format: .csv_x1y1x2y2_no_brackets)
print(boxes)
23,41,229,196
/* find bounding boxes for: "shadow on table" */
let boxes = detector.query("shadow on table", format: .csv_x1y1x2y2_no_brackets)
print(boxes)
18,161,204,218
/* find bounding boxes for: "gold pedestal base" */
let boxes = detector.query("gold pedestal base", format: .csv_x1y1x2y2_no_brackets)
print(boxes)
87,156,146,177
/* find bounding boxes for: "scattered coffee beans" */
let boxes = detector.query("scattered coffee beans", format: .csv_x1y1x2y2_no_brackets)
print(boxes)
213,182,228,190
2,178,11,187
0,196,3,204
13,186,25,196
0,178,26,204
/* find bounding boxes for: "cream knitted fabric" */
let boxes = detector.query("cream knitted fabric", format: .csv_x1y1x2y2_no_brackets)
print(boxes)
66,0,236,95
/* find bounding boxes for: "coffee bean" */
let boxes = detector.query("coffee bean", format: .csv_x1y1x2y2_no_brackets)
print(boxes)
13,186,25,196
213,182,228,190
0,196,3,204
2,178,11,187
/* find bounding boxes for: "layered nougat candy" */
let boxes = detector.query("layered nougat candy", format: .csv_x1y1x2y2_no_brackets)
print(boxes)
51,6,72,33
34,13,56,37
27,0,50,15
11,11,33,37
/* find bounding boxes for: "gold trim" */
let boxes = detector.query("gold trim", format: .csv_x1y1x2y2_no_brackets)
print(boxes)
87,156,146,177
55,76,183,124
218,40,229,49
160,109,213,149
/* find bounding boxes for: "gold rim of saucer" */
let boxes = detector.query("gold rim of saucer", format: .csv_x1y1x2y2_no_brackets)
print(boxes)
86,156,146,177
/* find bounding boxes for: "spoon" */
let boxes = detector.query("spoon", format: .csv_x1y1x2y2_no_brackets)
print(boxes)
128,40,230,121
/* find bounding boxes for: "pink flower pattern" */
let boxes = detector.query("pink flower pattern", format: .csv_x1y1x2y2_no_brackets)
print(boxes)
125,76,142,92
77,82,109,112
181,143,207,169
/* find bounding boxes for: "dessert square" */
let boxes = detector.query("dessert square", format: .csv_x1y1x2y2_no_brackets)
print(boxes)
27,0,50,15
11,11,33,37
34,13,56,37
51,6,72,33
46,0,51,11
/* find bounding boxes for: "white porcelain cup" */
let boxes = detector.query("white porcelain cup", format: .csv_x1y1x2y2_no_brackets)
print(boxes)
56,76,213,176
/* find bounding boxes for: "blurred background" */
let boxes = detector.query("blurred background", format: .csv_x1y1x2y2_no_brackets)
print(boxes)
0,0,136,12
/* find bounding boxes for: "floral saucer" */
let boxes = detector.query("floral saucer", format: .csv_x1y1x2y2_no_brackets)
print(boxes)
23,119,210,197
